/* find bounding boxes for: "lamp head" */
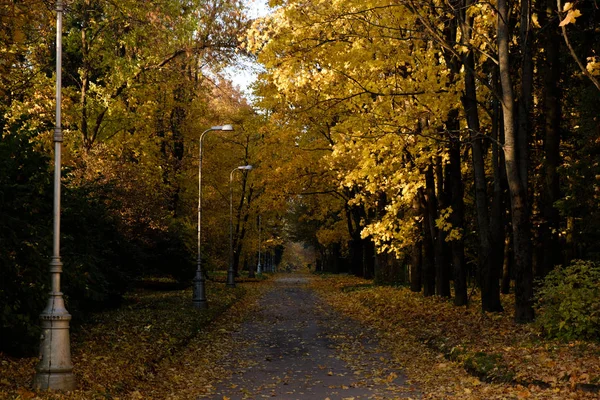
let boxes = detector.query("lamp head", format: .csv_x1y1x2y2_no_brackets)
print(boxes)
212,124,234,131
238,165,253,170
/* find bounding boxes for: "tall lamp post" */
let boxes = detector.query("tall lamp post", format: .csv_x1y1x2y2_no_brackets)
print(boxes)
193,125,233,308
228,165,253,288
257,215,262,274
33,0,75,391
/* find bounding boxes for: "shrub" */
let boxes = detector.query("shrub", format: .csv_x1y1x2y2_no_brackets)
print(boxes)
535,260,600,341
0,125,53,355
0,125,144,354
145,218,196,283
463,352,515,383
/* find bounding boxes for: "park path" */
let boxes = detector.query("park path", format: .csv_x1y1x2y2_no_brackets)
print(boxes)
202,275,420,400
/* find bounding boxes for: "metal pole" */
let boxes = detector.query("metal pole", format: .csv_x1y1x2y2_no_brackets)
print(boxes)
228,165,252,287
227,168,237,288
33,0,75,390
193,125,232,307
192,128,211,309
257,215,262,274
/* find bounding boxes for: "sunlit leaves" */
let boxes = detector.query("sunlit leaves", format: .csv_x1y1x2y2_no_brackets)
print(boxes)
312,274,600,400
559,3,582,27
247,0,466,255
0,280,271,399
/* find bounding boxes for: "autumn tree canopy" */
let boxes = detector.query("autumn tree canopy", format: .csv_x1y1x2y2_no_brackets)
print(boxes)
1,0,600,355
246,0,600,323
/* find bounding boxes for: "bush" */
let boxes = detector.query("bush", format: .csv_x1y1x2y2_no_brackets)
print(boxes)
0,125,53,355
535,260,600,341
463,352,515,383
145,219,196,283
60,182,141,315
0,125,144,355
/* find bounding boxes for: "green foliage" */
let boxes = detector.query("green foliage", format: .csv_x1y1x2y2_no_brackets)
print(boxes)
0,123,146,355
147,219,196,283
535,260,600,341
462,352,515,383
60,182,142,315
0,122,52,355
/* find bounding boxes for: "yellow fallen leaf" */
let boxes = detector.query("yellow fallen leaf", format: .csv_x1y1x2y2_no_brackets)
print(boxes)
386,372,398,383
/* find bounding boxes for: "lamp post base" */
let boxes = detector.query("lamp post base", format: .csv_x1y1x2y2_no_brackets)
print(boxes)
226,270,236,288
33,296,75,392
192,300,208,309
192,274,208,309
33,371,75,392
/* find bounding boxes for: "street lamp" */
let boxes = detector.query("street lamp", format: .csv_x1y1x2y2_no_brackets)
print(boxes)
193,125,234,309
33,0,75,391
228,165,253,288
257,215,262,275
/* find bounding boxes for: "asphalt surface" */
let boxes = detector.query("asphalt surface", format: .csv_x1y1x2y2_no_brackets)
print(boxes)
203,275,420,400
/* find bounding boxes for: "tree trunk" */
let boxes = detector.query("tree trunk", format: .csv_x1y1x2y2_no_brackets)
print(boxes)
498,0,534,323
461,0,503,312
348,239,364,277
411,194,423,292
565,217,576,263
434,156,451,297
518,0,533,192
331,243,342,274
447,111,468,306
248,254,256,278
80,16,91,150
345,199,369,277
363,239,375,279
538,0,562,277
422,171,436,297
490,68,506,304
233,180,253,278
501,234,512,294
169,96,186,216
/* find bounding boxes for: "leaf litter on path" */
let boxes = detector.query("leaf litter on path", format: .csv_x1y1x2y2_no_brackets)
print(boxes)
204,275,420,399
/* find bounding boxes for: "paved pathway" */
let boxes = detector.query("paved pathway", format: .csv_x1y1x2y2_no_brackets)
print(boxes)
203,275,420,400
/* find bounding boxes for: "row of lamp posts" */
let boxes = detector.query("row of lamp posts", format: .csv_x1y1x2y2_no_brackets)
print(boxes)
193,126,254,306
228,165,253,287
34,1,263,389
193,125,233,309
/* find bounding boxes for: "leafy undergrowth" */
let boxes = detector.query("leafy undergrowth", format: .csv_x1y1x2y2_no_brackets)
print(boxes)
311,274,600,400
0,279,271,399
